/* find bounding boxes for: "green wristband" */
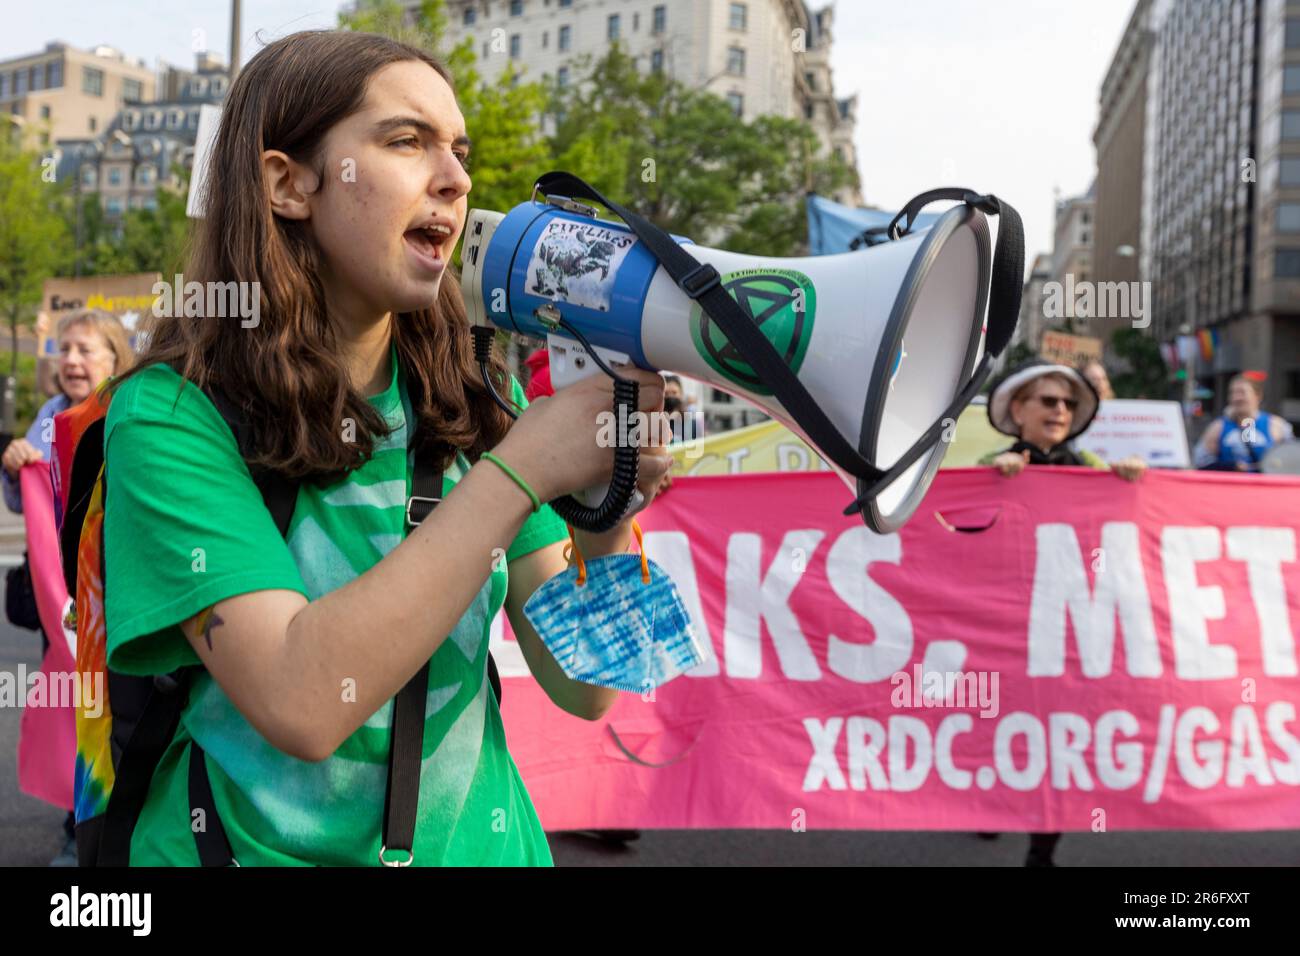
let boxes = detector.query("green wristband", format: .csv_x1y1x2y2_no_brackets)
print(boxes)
481,451,541,514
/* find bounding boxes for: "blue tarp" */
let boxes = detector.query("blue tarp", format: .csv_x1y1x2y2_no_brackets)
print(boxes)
805,193,939,256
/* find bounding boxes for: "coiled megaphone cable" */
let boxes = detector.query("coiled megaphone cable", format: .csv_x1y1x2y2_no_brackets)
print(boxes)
471,323,641,534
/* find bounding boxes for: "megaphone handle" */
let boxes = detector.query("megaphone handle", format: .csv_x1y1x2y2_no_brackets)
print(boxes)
547,376,643,534
547,334,645,521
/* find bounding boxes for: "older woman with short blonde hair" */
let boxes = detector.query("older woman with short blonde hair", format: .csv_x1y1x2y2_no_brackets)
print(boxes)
2,308,134,513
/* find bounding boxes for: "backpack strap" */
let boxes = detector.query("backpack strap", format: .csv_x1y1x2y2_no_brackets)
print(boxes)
381,448,442,866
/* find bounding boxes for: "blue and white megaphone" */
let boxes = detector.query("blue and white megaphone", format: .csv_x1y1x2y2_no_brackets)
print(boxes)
461,172,1023,534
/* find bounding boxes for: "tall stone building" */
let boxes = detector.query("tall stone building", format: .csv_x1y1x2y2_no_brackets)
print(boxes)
1092,0,1153,352
1146,0,1300,425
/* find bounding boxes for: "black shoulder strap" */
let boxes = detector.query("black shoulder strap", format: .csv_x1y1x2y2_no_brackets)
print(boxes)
381,445,443,866
204,385,298,535
532,172,1024,518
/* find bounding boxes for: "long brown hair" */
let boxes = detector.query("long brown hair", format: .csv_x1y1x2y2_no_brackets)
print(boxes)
117,30,513,483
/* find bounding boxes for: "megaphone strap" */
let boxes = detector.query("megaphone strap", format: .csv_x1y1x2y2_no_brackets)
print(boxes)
532,172,1025,519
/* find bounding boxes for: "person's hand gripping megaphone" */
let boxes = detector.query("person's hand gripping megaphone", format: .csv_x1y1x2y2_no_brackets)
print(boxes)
489,366,672,541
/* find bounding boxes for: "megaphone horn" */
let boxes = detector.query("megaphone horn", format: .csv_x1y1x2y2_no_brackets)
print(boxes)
461,172,1024,534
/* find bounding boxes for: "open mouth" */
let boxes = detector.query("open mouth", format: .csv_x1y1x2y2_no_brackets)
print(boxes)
403,223,452,274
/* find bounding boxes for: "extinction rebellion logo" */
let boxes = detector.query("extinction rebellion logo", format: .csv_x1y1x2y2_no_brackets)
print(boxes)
689,268,816,396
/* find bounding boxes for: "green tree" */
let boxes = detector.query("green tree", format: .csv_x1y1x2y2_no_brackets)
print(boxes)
0,129,69,433
548,45,858,256
1110,328,1171,399
91,166,191,277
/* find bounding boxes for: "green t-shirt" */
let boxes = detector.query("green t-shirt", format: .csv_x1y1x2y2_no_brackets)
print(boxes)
102,351,569,866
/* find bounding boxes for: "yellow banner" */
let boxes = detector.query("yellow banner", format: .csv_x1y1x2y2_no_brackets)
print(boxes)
669,405,1007,475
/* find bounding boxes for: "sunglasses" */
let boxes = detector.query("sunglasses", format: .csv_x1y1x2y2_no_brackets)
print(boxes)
1034,395,1078,412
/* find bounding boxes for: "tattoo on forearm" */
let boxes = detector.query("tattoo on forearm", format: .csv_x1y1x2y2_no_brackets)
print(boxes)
202,610,224,653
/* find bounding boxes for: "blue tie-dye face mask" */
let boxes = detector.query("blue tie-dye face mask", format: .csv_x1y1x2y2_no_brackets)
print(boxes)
523,526,704,694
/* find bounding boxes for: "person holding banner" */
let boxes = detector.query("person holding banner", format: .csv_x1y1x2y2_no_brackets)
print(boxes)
978,360,1145,865
1193,373,1294,472
3,308,133,660
2,308,131,866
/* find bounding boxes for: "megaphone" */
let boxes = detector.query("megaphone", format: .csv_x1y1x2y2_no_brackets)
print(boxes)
461,173,1023,534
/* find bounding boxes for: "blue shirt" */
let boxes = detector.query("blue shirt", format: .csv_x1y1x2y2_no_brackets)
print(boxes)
3,393,71,514
1214,412,1282,472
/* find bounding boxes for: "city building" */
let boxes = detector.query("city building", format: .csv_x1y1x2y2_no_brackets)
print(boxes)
1049,186,1095,307
1091,0,1153,353
429,0,861,205
1010,252,1053,357
0,42,155,147
52,53,229,221
1146,0,1299,425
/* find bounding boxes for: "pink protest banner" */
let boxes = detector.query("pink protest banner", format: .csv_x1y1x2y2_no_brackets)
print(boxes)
495,468,1300,832
15,463,77,810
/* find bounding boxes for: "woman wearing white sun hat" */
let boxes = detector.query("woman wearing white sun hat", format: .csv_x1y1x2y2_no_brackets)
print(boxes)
976,360,1145,866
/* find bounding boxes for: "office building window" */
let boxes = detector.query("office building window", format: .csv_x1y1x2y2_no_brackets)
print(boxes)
136,164,157,185
88,115,97,132
15,69,27,95
727,47,746,75
108,167,123,186
729,3,747,31
0,73,8,98
1287,66,1300,94
1284,110,1300,141
1288,18,1300,47
106,197,124,216
1277,249,1300,277
1282,157,1300,186
83,66,103,96
559,25,571,50
510,34,521,58
609,14,620,40
463,7,476,25
123,78,142,102
557,66,570,87
653,5,666,33
30,65,43,91
510,0,523,14
559,0,571,6
651,49,664,73
1278,204,1300,233
40,104,50,119
81,166,96,188
726,92,743,116
543,31,548,48
47,60,62,88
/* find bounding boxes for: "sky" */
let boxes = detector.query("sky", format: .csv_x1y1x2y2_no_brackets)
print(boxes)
3,0,1138,262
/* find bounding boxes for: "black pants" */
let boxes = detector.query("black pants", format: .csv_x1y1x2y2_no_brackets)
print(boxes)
1028,831,1061,863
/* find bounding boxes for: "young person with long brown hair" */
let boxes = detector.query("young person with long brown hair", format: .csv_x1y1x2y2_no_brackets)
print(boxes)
101,30,669,866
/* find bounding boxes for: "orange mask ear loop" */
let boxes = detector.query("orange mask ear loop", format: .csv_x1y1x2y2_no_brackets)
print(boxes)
563,519,650,586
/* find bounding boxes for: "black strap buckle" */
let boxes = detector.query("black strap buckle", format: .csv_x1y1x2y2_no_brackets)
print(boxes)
405,495,442,527
678,263,721,299
962,191,999,215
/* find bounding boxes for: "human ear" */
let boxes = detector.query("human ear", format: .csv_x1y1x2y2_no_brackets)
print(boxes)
262,149,318,221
